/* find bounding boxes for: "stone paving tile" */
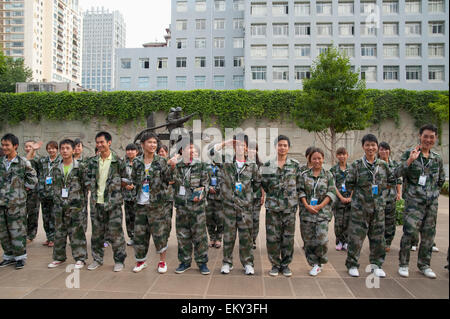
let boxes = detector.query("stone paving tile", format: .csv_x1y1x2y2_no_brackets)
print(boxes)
342,278,415,299
22,288,89,299
207,276,264,297
0,287,35,299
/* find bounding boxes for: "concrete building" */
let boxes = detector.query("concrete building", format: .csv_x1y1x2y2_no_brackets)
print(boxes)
16,81,91,93
115,0,449,91
82,7,126,92
0,0,82,84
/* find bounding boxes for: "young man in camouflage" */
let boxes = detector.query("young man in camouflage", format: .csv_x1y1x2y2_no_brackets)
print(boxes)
47,139,88,269
129,133,171,274
0,134,38,269
261,135,301,277
123,143,139,246
158,145,175,242
211,134,261,276
24,140,41,243
85,131,127,272
38,141,61,247
169,142,210,275
397,124,446,279
345,134,397,278
206,159,224,249
248,141,264,250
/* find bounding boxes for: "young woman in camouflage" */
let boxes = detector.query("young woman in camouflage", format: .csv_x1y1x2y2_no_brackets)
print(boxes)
123,143,139,246
158,145,175,243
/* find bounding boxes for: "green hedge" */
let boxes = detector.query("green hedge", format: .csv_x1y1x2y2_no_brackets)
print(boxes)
0,89,447,130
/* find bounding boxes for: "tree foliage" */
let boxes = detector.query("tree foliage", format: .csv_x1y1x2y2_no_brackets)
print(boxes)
0,51,33,93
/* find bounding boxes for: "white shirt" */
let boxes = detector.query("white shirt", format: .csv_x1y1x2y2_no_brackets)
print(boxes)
137,163,152,205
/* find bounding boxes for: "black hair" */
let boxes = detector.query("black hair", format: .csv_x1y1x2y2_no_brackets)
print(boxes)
305,146,314,159
379,142,391,151
1,133,19,147
126,143,138,151
59,139,75,149
274,135,291,147
158,145,169,153
140,132,160,144
419,124,438,136
46,141,59,150
336,147,348,155
361,134,378,146
248,141,262,166
310,147,325,159
24,140,36,145
95,131,112,142
233,133,249,147
74,138,83,146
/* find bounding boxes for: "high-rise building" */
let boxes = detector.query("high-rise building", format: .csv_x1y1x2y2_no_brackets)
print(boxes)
82,7,126,92
0,0,82,84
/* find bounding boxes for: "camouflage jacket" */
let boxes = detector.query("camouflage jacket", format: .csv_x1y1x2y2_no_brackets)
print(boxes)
346,157,397,209
395,149,446,203
172,158,210,208
51,159,87,209
26,155,41,194
0,156,38,208
207,163,222,201
85,152,127,210
261,157,301,212
299,168,337,222
131,154,172,208
38,155,62,199
122,157,135,202
384,159,402,203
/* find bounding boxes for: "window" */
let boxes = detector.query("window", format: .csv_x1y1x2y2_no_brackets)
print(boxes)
406,66,422,80
406,44,421,57
383,23,399,36
233,19,244,30
139,58,149,69
317,45,331,55
273,66,289,81
405,22,421,36
428,66,444,81
156,76,168,89
294,66,311,80
360,23,377,36
382,1,398,14
338,1,354,15
233,38,244,48
176,76,187,89
272,2,289,16
383,44,399,58
428,0,444,13
195,57,206,68
196,19,206,30
317,1,332,15
214,19,225,30
157,58,168,69
429,21,444,35
176,57,187,68
119,77,131,89
215,0,226,11
339,44,355,57
214,76,225,89
177,1,188,12
295,23,311,36
121,58,131,69
295,45,310,58
361,44,377,57
336,22,354,37
405,0,421,13
138,77,150,89
273,45,289,59
252,66,267,81
176,20,187,31
195,76,206,88
214,56,225,67
234,56,244,67
273,23,289,36
251,45,267,58
294,2,310,15
361,1,376,14
383,66,399,80
317,23,332,36
214,38,225,49
233,0,244,11
176,38,187,49
251,24,267,37
251,3,267,16
233,75,244,89
196,0,206,12
195,38,206,49
361,66,377,81
428,43,444,57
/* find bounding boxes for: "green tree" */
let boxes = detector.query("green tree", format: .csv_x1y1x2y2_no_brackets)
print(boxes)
292,46,373,164
429,93,449,122
0,51,33,93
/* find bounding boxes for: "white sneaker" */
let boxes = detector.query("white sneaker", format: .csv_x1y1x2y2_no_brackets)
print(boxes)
87,261,101,271
348,267,360,277
221,263,232,274
158,261,167,274
133,262,147,273
342,243,348,251
74,260,85,269
422,268,437,279
373,268,386,278
126,240,134,246
309,264,321,277
398,267,409,277
48,260,64,268
113,263,124,272
432,246,439,252
244,264,255,275
411,246,417,251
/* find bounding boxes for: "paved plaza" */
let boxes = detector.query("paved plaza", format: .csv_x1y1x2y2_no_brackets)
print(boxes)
0,197,448,299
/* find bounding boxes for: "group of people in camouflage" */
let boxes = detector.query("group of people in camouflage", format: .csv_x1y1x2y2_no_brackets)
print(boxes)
0,123,447,279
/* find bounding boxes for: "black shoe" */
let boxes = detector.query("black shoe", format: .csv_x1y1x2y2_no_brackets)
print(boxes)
0,259,16,268
15,260,25,270
252,243,256,250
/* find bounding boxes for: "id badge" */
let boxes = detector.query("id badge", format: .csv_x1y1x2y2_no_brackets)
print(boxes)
235,182,243,193
211,177,217,186
62,188,69,198
310,198,318,206
46,176,53,185
179,186,186,196
142,183,150,193
418,175,427,186
341,183,347,193
372,184,378,195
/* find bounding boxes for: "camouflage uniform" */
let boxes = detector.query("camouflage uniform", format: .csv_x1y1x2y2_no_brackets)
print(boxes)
298,164,310,246
51,160,87,262
261,158,301,269
395,149,445,271
26,155,41,241
345,157,396,270
76,156,89,233
123,157,136,241
251,163,263,246
131,155,171,262
172,159,210,266
0,156,38,261
384,159,402,247
85,152,127,265
206,163,224,243
38,155,61,242
163,183,174,241
299,168,337,267
330,164,351,245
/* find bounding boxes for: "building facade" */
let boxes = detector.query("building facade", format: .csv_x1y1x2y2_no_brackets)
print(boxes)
115,0,449,91
0,0,82,83
82,7,126,92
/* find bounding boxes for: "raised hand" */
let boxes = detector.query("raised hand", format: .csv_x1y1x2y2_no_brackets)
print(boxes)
407,145,421,166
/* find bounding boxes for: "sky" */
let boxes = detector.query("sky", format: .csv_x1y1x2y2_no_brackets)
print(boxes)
79,0,172,48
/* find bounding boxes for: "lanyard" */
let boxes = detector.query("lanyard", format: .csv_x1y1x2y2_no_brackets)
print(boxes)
312,176,321,198
420,155,431,175
362,157,379,184
236,162,247,182
4,157,15,171
48,158,57,175
182,165,192,185
63,164,73,187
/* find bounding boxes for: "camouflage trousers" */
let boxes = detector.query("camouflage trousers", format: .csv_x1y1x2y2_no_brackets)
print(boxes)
222,204,254,268
266,207,296,268
133,204,168,262
252,199,262,245
345,205,386,269
206,199,224,242
399,199,438,271
90,204,127,264
300,218,330,267
175,205,208,266
124,200,136,240
0,205,27,261
298,203,306,247
164,201,174,241
81,191,89,233
41,198,56,242
333,203,351,245
26,190,40,241
384,200,397,247
53,204,87,262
